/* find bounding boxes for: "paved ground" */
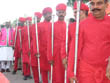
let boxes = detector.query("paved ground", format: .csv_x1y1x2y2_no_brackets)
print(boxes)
3,71,34,83
1,65,50,83
3,66,34,83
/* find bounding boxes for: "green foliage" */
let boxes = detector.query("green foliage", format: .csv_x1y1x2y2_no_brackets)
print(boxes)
67,0,89,6
12,19,17,28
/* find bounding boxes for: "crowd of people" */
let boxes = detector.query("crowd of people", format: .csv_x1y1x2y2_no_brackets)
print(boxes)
0,0,110,83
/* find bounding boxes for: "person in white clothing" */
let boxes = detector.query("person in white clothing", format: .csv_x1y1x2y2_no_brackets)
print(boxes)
0,22,14,72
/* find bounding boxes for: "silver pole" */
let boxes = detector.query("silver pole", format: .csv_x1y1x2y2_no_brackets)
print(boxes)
64,20,69,83
14,19,18,47
35,16,42,83
27,20,31,49
26,20,32,76
74,0,81,83
50,15,55,83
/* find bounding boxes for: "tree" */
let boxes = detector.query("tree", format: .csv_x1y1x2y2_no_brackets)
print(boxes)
67,0,89,6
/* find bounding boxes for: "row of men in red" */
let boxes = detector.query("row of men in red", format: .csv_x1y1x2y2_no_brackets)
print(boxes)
29,3,68,83
12,13,42,81
12,17,32,80
30,4,67,82
12,2,89,83
29,3,67,83
12,9,51,82
12,1,110,83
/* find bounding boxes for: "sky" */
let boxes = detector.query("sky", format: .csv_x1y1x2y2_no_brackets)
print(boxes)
0,0,73,24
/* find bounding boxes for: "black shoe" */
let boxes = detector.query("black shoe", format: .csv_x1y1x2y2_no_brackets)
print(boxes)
6,69,10,72
12,70,16,75
17,68,22,70
23,76,28,80
1,69,5,73
27,75,32,79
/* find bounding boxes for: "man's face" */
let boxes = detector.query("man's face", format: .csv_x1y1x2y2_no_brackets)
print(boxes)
28,21,32,25
34,17,41,23
90,0,108,19
44,12,52,22
18,22,24,27
56,10,66,21
74,9,86,21
37,17,41,23
5,22,11,28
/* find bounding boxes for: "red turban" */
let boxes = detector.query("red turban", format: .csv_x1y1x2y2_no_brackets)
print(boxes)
42,7,52,15
26,17,32,21
34,12,42,18
73,1,89,11
19,17,26,22
56,3,67,11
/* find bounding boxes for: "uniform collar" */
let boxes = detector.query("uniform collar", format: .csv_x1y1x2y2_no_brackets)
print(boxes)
91,14,108,22
44,20,50,23
57,20,65,23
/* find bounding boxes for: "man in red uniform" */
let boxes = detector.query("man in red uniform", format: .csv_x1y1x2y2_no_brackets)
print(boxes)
68,0,110,83
21,17,32,80
47,3,67,83
61,2,89,68
61,2,89,83
31,8,52,83
61,2,89,82
12,17,26,74
30,12,42,83
39,7,52,83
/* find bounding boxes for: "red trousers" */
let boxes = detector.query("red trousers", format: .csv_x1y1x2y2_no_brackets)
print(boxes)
52,65,65,83
78,60,110,83
23,63,31,76
32,66,39,83
41,70,48,83
14,57,20,71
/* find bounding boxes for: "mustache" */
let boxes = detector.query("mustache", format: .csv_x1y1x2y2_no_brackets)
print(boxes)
59,15,64,17
48,16,51,18
91,8,101,12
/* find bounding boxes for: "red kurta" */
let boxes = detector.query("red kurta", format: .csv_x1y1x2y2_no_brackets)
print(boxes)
39,20,52,83
61,23,76,60
21,26,31,76
39,20,51,71
47,20,66,83
13,26,23,71
30,21,50,70
14,26,22,58
21,26,30,64
68,14,110,83
60,23,76,83
31,21,51,83
30,23,40,67
30,23,40,83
